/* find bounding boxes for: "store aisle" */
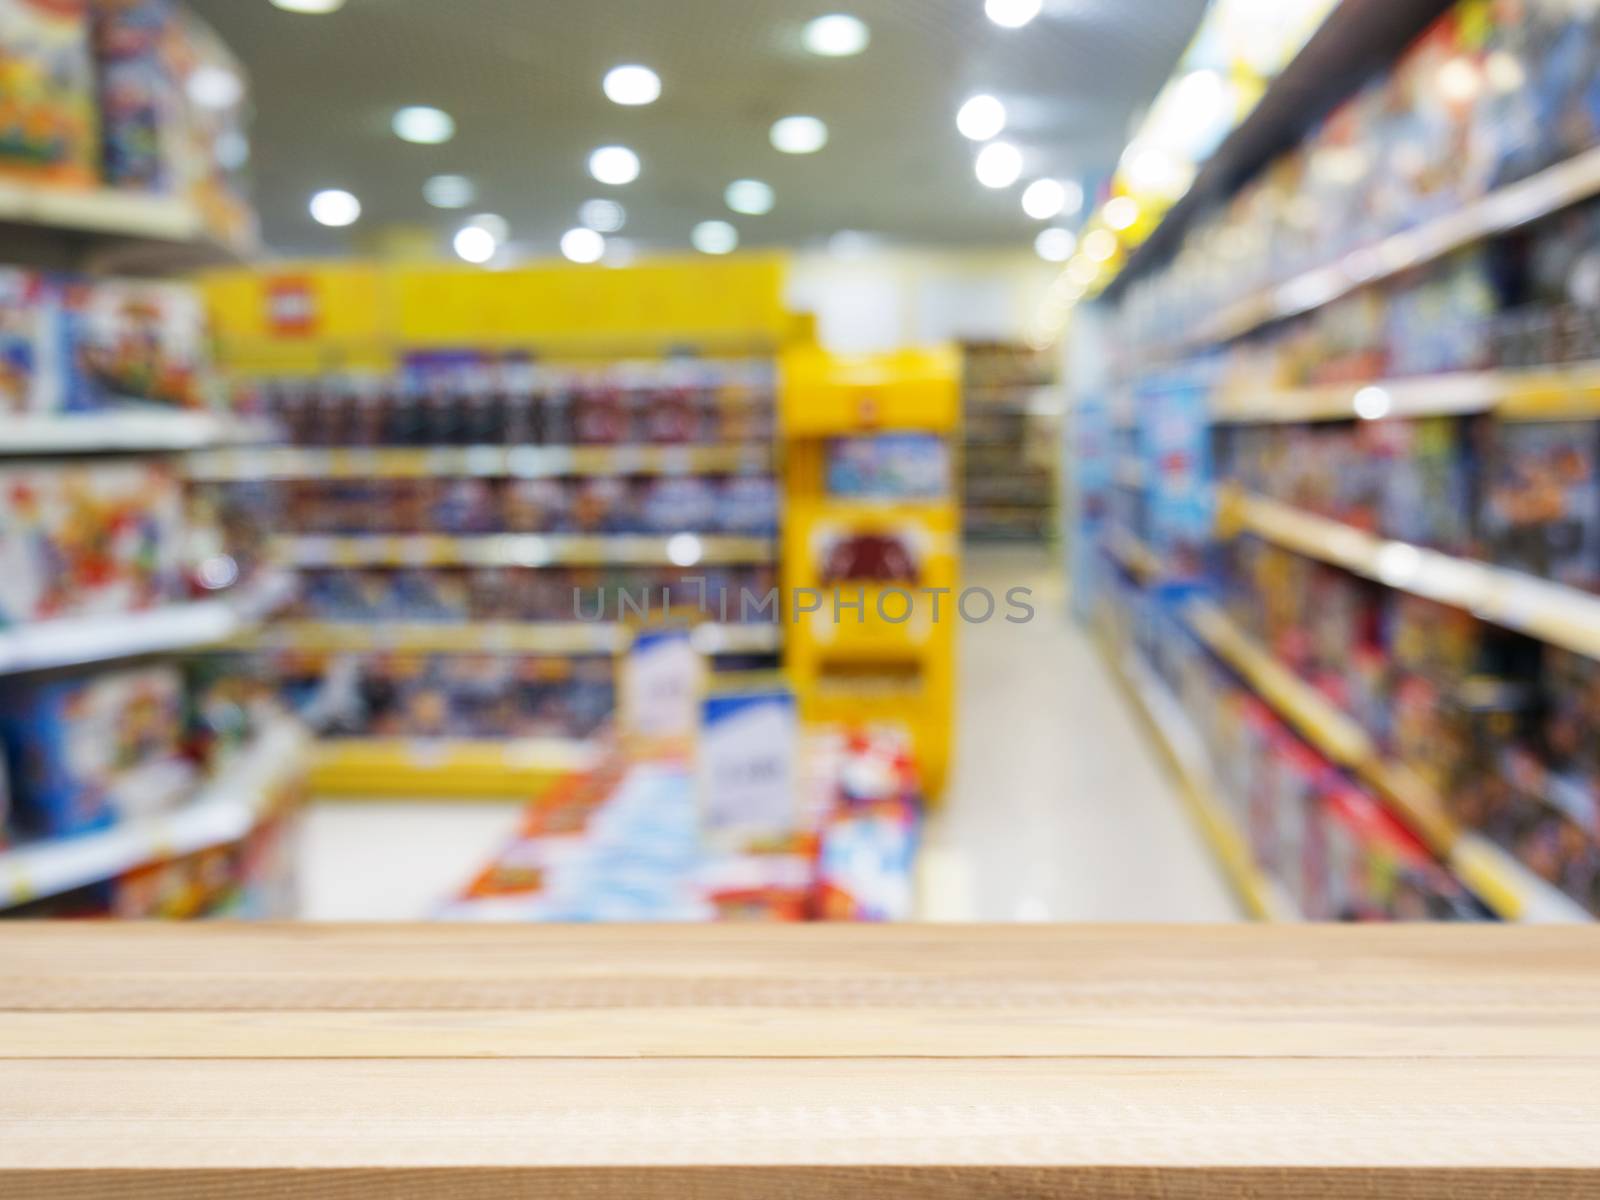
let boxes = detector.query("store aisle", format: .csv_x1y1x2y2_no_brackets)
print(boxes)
920,546,1241,922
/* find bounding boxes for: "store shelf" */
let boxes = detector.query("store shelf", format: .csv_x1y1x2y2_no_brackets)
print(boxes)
0,180,255,273
1195,145,1600,347
1105,640,1298,921
186,442,773,482
1213,371,1505,424
0,573,296,676
274,533,776,568
245,620,781,656
0,411,275,456
309,736,598,798
1230,491,1600,662
1183,599,1593,923
0,718,307,910
1104,528,1162,585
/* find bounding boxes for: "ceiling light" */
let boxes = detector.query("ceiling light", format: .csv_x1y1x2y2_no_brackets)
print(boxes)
725,179,775,215
269,0,344,11
392,105,455,145
1103,196,1139,230
1083,228,1117,262
603,64,661,106
308,188,360,227
1021,179,1066,219
956,94,1005,141
453,225,497,264
985,0,1041,29
423,174,474,209
692,220,738,255
187,65,242,110
803,14,870,57
770,115,828,154
974,141,1022,188
561,227,606,264
579,198,626,232
589,145,640,184
1035,228,1076,262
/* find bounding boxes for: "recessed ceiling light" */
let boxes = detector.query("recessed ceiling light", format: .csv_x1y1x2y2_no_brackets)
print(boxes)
393,105,455,145
561,227,606,264
1021,179,1066,219
1083,228,1117,261
603,64,661,106
579,198,626,232
974,141,1022,188
270,0,344,12
308,188,360,227
1035,227,1076,261
692,220,738,255
589,145,640,185
667,533,704,567
724,179,775,215
1103,196,1139,230
187,65,243,110
956,94,1005,141
770,115,827,154
423,174,474,209
454,225,497,264
985,0,1041,28
803,14,870,57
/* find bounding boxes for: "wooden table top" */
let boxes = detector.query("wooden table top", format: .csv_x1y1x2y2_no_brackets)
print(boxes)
2,923,1600,1198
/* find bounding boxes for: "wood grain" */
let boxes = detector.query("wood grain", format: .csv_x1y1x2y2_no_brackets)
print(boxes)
1,924,1598,1197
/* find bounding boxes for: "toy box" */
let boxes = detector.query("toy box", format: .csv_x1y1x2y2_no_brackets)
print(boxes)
62,277,208,410
0,664,191,839
1484,420,1600,592
0,457,185,626
0,0,99,186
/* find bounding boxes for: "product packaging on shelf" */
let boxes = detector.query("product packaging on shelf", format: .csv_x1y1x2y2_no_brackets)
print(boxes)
0,0,100,187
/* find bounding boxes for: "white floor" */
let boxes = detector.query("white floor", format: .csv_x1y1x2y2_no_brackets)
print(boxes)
921,544,1239,921
297,544,1240,921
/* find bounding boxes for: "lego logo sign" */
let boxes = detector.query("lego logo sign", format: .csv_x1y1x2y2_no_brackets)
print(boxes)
266,277,317,337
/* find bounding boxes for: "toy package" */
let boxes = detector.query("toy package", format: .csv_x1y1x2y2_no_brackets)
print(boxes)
91,0,177,191
0,458,185,626
826,434,949,499
62,277,208,410
0,664,192,839
0,0,99,186
1483,420,1600,592
0,267,60,414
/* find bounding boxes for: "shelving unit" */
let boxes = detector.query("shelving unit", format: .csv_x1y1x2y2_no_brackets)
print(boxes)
0,571,293,675
308,736,597,798
0,411,274,455
273,533,775,569
0,718,305,910
959,341,1059,541
241,620,781,657
1183,600,1591,923
1227,492,1600,662
186,442,771,482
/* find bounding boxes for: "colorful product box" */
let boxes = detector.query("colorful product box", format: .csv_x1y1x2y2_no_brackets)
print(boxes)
0,0,99,186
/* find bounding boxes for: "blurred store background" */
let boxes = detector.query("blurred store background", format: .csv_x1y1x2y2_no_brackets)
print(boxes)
1,0,1597,926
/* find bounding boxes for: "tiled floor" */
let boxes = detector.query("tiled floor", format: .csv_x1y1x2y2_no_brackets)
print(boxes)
298,543,1240,921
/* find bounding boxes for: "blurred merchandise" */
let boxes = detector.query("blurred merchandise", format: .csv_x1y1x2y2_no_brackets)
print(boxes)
960,341,1059,541
0,0,99,187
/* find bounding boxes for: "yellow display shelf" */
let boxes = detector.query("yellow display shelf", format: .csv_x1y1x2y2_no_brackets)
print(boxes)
1211,362,1600,425
1096,630,1294,922
1190,144,1600,349
1228,491,1600,663
1182,599,1592,923
1104,527,1162,585
273,533,776,569
243,620,781,656
308,737,597,798
187,443,773,482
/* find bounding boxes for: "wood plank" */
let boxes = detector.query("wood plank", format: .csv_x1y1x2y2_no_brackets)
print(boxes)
2,1057,1599,1172
4,1003,1598,1059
